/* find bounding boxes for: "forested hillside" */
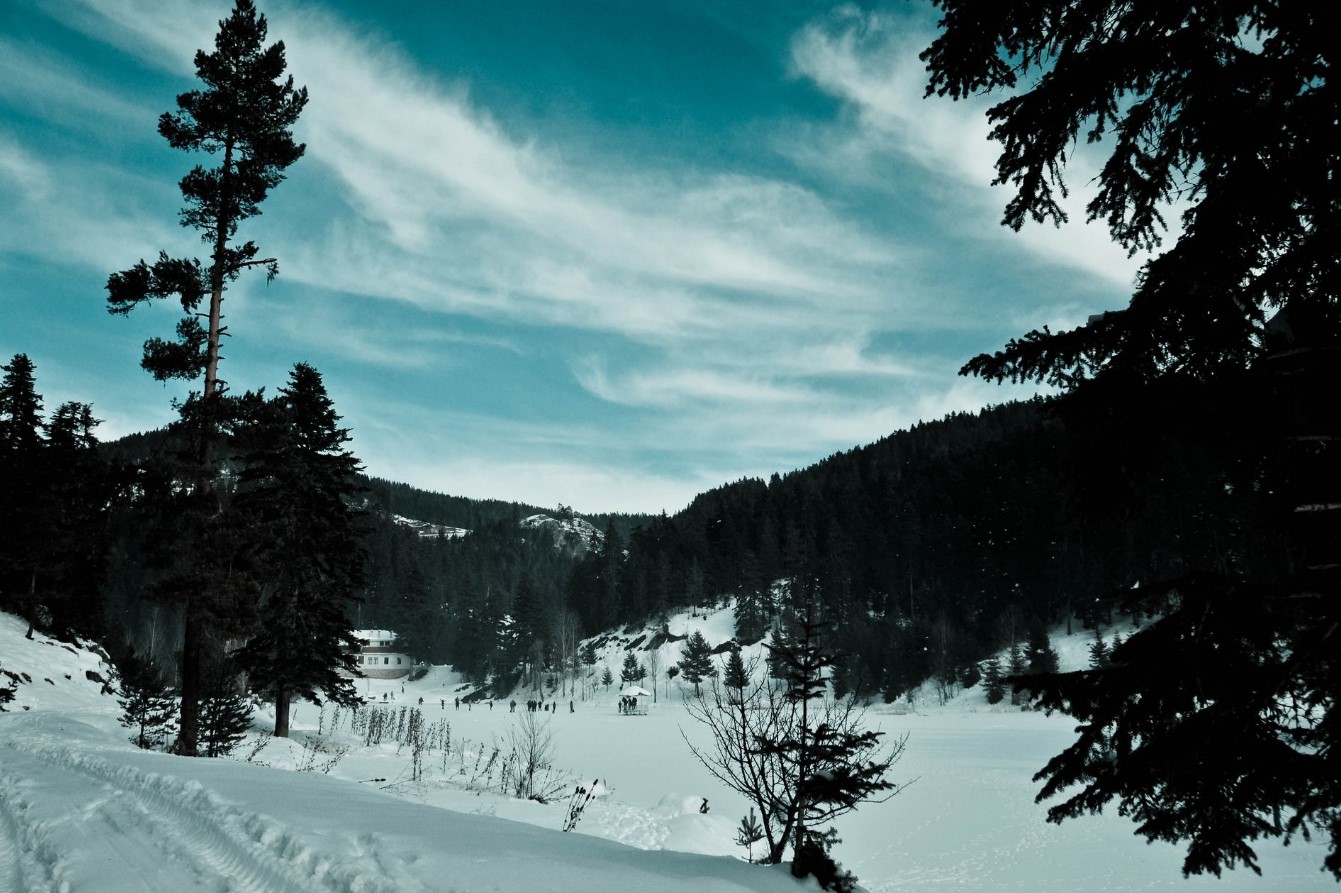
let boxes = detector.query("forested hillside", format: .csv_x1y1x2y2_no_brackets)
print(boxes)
565,397,1275,701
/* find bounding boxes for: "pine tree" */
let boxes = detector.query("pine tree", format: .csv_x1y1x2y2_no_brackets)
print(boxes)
765,626,789,685
1006,642,1026,707
763,609,896,876
723,645,749,693
601,666,614,689
1025,625,1059,676
619,651,644,686
117,650,179,751
679,630,716,696
981,655,1005,705
1088,627,1110,670
925,0,1341,877
735,808,766,863
512,572,548,666
230,364,365,737
0,354,48,637
198,652,253,758
0,354,42,454
103,0,307,757
733,555,771,644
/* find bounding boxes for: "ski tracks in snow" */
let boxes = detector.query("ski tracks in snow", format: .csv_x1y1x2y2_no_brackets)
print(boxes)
0,739,423,893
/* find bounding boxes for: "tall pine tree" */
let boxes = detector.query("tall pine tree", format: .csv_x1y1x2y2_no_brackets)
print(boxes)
925,0,1341,876
230,364,365,737
104,0,307,756
0,354,48,637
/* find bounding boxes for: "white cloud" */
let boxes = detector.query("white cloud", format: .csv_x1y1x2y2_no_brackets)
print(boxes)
0,135,181,272
788,7,1148,291
0,39,149,130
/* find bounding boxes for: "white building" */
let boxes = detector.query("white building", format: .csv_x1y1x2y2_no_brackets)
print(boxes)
350,629,412,679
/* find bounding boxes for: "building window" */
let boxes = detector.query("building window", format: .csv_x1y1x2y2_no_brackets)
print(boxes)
384,657,389,665
396,658,402,665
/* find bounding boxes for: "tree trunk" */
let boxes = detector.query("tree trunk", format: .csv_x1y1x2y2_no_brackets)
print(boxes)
24,572,36,639
177,139,234,759
274,686,291,738
176,612,202,755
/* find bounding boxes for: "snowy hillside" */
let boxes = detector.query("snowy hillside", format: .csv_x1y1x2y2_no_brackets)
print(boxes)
521,513,603,555
386,511,600,553
1,609,1335,892
392,513,470,539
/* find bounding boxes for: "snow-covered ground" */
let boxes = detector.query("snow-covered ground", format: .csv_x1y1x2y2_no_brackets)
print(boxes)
1,608,1334,892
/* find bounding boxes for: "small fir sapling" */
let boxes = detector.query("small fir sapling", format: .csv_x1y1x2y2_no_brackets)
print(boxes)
1088,627,1111,669
198,659,253,758
117,650,179,751
981,655,1005,705
735,808,766,862
723,645,749,693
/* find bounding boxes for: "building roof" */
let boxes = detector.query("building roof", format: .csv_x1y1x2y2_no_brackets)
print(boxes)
353,630,399,644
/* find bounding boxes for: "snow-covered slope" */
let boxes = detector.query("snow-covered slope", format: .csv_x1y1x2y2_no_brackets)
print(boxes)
2,609,1334,892
521,513,602,555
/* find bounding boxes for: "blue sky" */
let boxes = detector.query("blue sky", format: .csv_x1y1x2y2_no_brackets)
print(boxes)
1,0,1146,514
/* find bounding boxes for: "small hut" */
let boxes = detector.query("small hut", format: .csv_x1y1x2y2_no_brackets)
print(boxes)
618,685,651,715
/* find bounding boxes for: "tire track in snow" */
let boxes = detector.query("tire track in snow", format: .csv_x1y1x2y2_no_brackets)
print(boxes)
0,767,62,893
2,741,419,893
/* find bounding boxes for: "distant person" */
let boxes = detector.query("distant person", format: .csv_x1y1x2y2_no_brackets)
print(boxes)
418,697,423,706
509,700,516,713
569,700,574,713
440,699,445,709
454,697,459,710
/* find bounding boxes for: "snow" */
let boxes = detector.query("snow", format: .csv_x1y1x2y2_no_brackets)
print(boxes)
520,514,602,555
1,608,1335,892
391,514,469,540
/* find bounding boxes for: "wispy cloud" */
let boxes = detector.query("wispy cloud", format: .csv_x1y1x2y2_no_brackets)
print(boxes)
0,135,180,272
787,6,1147,291
0,38,149,131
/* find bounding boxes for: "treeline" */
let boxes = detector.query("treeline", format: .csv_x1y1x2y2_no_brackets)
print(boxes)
0,354,114,639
